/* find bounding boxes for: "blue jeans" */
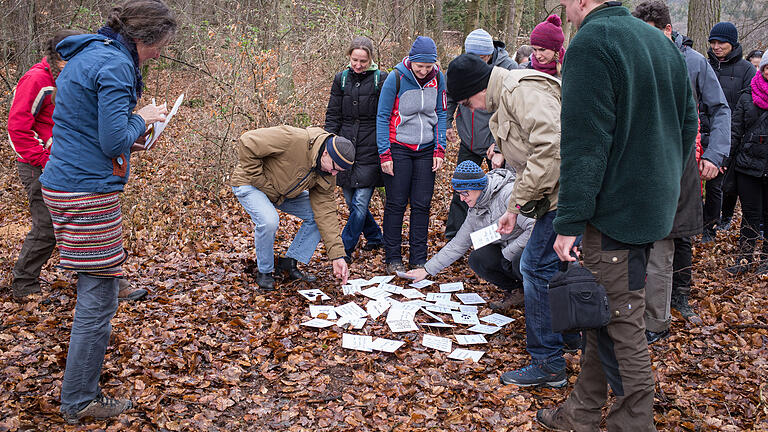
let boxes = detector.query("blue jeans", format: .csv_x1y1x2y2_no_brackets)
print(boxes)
341,186,382,253
232,185,321,273
60,274,119,413
520,210,580,371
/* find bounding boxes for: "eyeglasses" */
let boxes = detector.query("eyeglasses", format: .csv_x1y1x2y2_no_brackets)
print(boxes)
332,161,345,173
455,190,470,197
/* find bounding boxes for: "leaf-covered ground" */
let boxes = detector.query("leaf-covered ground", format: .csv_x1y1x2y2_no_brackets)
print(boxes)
1,73,767,432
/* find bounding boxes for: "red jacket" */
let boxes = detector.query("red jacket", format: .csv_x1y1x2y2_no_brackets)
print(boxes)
8,57,56,168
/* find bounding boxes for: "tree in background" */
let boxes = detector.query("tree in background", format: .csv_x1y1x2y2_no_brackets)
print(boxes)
688,0,721,53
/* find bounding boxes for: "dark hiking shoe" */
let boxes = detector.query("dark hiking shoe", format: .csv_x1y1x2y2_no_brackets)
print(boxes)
11,282,42,300
646,328,670,345
500,363,567,388
563,334,583,353
117,279,148,302
62,393,132,425
726,262,751,276
700,230,716,244
671,292,699,321
386,261,406,274
277,256,316,282
717,217,732,231
489,289,524,312
537,407,584,431
361,242,382,251
255,272,275,290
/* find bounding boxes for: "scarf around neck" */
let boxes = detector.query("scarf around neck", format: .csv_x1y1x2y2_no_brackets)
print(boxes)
406,59,438,87
97,26,143,98
751,71,768,110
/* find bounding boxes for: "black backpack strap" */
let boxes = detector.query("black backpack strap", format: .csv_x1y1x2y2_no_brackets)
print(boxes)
394,69,401,95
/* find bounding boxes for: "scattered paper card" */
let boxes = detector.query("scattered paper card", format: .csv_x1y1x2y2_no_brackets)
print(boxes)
395,271,417,280
300,318,335,328
426,305,454,314
360,286,392,300
455,334,488,345
409,279,434,289
422,334,453,352
421,322,456,328
145,93,184,150
342,333,372,352
371,338,405,353
451,311,480,325
366,299,391,320
455,293,486,305
335,302,367,318
459,305,478,314
400,289,426,299
368,275,395,285
448,348,484,362
426,292,452,303
420,307,445,323
309,305,338,320
470,223,501,250
347,278,372,286
298,289,331,302
387,320,419,333
439,282,464,293
481,313,515,327
467,324,502,334
380,283,403,295
434,300,461,309
337,316,367,329
342,285,362,296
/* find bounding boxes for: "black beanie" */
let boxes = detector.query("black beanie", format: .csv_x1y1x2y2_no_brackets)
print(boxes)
447,53,493,101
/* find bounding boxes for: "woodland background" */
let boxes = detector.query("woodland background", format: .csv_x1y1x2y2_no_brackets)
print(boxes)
1,0,768,431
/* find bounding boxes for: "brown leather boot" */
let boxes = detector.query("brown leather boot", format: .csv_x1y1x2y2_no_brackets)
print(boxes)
489,289,524,312
118,279,148,301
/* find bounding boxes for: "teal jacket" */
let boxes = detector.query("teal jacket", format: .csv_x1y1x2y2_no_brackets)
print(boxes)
554,3,698,244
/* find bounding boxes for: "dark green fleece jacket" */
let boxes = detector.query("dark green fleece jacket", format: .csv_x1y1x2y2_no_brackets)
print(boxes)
553,3,698,245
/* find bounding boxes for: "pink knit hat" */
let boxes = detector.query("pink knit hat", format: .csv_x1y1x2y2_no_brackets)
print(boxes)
530,15,565,54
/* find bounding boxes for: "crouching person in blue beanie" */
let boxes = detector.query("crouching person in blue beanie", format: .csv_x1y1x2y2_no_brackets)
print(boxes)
406,161,533,311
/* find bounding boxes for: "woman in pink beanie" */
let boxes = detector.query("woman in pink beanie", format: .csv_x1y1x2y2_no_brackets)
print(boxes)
529,14,565,77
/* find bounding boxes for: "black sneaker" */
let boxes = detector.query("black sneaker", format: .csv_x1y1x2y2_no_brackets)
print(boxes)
645,328,670,345
361,242,382,251
255,272,275,290
276,256,317,282
500,363,567,388
62,393,132,425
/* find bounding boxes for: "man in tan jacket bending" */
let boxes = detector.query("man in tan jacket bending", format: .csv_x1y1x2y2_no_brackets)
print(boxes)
230,125,354,290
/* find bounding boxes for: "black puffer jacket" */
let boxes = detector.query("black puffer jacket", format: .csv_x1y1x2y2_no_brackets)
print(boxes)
324,66,387,188
733,88,768,177
700,44,754,148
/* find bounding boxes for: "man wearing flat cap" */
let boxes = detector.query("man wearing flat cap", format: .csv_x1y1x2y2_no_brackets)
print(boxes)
231,125,355,290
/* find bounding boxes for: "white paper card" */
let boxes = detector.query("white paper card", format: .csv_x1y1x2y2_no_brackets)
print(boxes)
335,302,368,318
337,316,367,329
145,93,184,150
370,338,405,353
342,285,362,296
400,288,426,299
342,333,372,352
409,279,434,289
360,286,392,300
309,305,338,320
448,348,485,362
395,271,417,280
366,299,391,320
421,322,456,328
434,300,462,309
300,318,335,328
420,307,445,323
455,334,488,345
387,319,419,333
459,305,479,314
451,311,480,325
456,293,486,305
422,334,453,352
426,305,454,314
470,223,502,250
467,324,502,334
439,282,464,293
347,278,372,286
368,275,395,285
481,313,515,327
380,283,404,294
426,292,452,303
298,289,331,302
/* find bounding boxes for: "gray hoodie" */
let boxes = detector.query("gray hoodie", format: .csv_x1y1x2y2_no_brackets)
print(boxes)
446,43,518,157
425,169,534,276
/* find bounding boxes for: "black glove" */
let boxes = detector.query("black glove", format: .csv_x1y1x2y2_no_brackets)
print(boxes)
519,196,551,219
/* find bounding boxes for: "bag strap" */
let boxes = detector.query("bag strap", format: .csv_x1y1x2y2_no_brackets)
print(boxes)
340,69,348,94
394,69,401,95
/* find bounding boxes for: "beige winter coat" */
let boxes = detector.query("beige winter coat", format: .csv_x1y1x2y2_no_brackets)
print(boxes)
486,67,561,214
230,125,345,260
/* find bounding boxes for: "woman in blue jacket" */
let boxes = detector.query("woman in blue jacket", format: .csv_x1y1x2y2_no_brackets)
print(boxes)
376,36,447,273
39,0,176,424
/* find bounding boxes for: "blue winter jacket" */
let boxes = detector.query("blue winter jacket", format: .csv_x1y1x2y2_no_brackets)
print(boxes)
376,59,447,162
40,34,146,193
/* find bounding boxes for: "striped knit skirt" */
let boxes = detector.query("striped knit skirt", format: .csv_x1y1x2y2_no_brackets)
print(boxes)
41,188,126,277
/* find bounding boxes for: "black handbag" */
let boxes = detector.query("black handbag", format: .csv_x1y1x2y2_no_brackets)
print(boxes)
548,262,610,333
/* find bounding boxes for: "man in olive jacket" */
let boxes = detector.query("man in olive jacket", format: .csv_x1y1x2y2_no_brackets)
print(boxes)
231,125,354,289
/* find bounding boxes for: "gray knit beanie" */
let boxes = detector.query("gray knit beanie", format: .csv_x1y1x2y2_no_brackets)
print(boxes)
464,29,494,56
761,51,768,71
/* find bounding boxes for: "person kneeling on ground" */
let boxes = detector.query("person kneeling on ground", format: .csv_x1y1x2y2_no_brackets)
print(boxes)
230,125,353,289
406,161,533,311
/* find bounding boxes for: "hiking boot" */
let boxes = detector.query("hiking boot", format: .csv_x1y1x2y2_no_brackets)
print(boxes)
255,272,275,290
386,261,406,274
717,217,732,231
117,279,148,302
645,328,670,345
671,292,698,321
11,282,41,300
536,407,587,431
361,242,382,251
500,363,567,388
489,289,524,312
700,229,716,244
61,393,132,425
276,256,316,282
563,333,582,353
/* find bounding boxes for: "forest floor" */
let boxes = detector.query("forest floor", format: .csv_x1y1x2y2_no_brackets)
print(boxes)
1,68,767,432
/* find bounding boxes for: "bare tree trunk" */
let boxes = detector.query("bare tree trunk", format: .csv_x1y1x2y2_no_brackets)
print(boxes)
688,0,720,54
276,0,294,105
504,0,514,42
434,0,445,59
464,0,479,36
534,0,545,24
511,0,526,47
561,8,573,49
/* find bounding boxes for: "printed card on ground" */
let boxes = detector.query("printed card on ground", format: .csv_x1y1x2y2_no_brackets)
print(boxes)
434,300,461,309
426,305,454,314
342,333,372,352
467,324,502,334
426,292,452,303
335,302,368,318
298,289,331,302
451,311,480,325
380,283,404,295
481,313,515,327
439,282,464,293
360,286,392,300
455,292,486,305
400,289,426,299
459,305,478,314
309,305,338,320
470,223,501,250
300,318,335,328
422,334,453,352
337,316,367,329
366,299,391,320
455,334,488,345
370,338,405,353
387,319,419,333
421,322,456,328
347,278,372,286
342,285,362,296
409,279,434,289
368,275,395,285
448,348,485,362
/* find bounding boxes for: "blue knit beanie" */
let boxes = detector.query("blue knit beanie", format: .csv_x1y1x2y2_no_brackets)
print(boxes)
409,36,438,63
465,29,494,56
709,22,738,46
451,161,487,191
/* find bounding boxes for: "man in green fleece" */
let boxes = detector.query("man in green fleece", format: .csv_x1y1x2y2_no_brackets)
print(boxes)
542,0,698,430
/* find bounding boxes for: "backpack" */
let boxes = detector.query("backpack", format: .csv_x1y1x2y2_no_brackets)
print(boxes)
340,68,381,94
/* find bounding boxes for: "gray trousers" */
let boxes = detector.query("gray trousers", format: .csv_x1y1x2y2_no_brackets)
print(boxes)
644,238,674,332
12,161,56,292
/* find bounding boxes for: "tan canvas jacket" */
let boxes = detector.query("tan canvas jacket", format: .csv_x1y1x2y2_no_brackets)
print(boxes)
487,67,561,214
230,125,345,260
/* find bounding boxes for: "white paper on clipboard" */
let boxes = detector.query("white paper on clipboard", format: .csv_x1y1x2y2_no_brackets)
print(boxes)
145,93,184,150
